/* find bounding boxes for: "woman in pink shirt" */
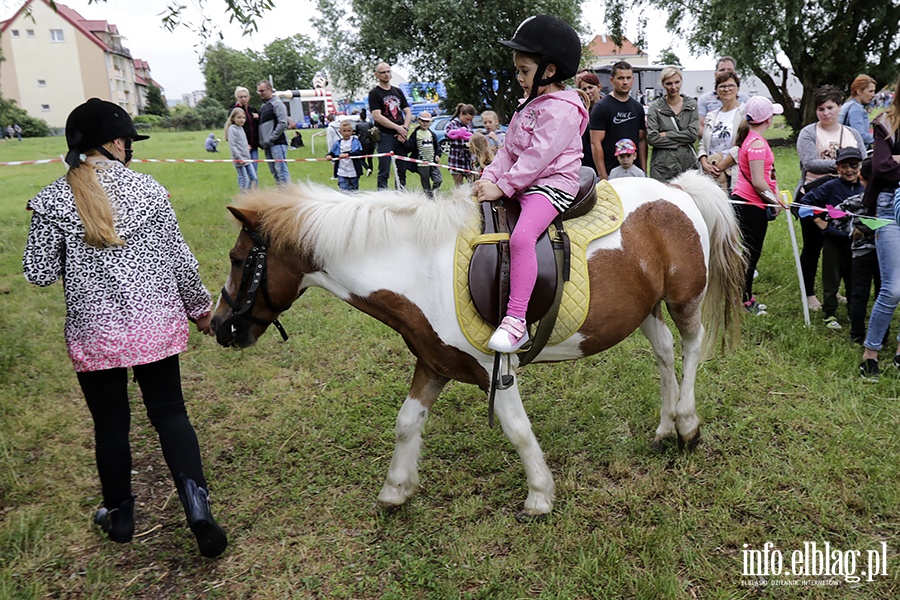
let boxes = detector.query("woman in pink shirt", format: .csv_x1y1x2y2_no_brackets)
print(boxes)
732,96,784,314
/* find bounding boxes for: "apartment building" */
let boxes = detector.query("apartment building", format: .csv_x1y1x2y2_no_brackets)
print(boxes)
0,0,161,127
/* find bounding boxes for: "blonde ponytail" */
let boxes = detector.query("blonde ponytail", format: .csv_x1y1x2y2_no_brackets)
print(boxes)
66,143,125,247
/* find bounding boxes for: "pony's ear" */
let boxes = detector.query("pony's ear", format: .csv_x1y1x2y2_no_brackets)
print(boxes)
227,206,260,228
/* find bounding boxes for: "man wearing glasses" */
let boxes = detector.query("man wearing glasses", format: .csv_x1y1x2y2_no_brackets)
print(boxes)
368,62,412,189
698,56,751,136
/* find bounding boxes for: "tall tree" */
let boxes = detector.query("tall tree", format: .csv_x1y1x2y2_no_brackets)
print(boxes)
313,0,583,121
658,47,682,67
144,85,169,116
201,42,264,108
606,0,900,135
260,35,321,91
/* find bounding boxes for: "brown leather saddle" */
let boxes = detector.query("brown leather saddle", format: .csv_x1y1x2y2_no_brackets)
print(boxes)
468,166,598,360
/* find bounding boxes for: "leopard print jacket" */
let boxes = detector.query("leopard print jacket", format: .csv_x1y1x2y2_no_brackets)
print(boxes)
23,161,211,372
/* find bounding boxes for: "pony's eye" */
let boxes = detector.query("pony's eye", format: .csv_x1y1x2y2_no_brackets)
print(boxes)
231,258,243,268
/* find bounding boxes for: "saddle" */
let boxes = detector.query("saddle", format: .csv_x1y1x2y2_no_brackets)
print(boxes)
468,166,598,363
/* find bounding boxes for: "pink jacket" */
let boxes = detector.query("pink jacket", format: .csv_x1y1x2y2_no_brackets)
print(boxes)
482,89,587,198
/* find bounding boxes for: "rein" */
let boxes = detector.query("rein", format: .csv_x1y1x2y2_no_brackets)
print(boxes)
220,226,290,341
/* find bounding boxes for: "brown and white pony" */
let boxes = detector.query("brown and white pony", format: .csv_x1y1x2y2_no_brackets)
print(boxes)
211,171,745,519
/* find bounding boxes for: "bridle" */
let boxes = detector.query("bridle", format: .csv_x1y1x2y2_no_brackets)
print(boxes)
219,226,291,341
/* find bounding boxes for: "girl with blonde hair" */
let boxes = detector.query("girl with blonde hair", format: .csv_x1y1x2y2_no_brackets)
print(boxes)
225,106,257,191
468,132,494,176
23,98,227,558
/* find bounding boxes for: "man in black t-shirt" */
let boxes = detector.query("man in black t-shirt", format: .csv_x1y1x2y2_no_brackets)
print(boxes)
590,61,647,180
368,62,412,189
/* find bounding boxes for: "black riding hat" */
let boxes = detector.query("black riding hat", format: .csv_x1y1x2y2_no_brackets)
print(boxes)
65,98,148,168
501,15,581,110
501,15,581,82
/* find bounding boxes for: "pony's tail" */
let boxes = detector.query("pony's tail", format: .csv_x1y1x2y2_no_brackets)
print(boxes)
671,170,745,358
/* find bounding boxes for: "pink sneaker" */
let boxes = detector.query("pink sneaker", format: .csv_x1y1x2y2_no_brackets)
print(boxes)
488,316,529,353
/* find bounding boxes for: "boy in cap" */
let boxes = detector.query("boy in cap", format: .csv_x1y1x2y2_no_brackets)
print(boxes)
801,145,866,329
405,112,442,199
608,138,645,179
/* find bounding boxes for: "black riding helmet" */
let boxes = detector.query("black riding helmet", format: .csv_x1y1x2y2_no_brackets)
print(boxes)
501,15,581,110
65,98,149,168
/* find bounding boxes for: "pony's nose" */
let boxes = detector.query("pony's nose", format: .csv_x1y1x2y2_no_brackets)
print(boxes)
212,316,234,347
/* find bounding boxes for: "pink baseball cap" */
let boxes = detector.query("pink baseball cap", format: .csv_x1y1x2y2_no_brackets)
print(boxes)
745,96,784,124
614,138,637,156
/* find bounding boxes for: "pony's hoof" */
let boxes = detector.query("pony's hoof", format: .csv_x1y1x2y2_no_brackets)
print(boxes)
677,427,702,451
515,509,549,523
370,500,405,516
650,434,677,453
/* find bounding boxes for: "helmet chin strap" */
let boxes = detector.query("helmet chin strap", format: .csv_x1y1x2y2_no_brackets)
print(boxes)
95,139,132,165
516,55,559,112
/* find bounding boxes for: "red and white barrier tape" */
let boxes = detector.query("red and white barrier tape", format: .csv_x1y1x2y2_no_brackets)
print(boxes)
1,152,481,174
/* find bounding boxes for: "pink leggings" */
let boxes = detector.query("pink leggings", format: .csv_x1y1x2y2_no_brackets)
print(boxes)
506,192,560,320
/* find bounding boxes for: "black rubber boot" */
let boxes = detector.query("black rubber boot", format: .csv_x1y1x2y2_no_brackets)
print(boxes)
94,495,135,543
178,477,227,558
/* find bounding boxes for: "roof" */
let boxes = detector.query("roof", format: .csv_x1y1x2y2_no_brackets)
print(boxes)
587,34,646,58
0,0,126,55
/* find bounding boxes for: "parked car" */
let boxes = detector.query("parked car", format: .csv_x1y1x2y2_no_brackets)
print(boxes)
429,114,507,156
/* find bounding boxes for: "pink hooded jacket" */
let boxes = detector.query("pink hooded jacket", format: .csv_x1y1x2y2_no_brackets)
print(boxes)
481,89,588,199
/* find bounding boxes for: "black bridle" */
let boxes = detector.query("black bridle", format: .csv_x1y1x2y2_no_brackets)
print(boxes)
219,226,290,341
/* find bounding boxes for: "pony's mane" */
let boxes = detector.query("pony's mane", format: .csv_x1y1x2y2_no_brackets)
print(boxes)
232,183,479,265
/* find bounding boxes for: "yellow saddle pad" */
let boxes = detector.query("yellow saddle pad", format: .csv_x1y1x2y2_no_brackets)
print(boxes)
454,180,624,354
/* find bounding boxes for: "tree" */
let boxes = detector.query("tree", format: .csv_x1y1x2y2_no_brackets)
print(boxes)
201,42,265,108
144,85,169,116
62,0,277,39
313,0,583,122
165,104,202,131
195,96,230,129
606,0,900,136
261,35,320,92
658,47,681,67
0,96,50,137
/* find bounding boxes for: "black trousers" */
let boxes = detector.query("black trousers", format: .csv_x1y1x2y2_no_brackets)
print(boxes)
799,217,824,297
849,251,883,343
76,354,207,508
821,235,852,318
376,134,408,190
417,165,443,199
733,199,769,303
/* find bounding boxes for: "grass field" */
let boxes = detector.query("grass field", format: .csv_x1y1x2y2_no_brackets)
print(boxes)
1,130,898,599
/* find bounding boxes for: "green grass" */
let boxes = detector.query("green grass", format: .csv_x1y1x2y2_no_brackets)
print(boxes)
1,131,899,599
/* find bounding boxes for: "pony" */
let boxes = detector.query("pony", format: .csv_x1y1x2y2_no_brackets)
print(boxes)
211,171,745,520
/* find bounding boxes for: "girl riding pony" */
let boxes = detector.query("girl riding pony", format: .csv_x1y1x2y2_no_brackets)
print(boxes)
475,14,588,353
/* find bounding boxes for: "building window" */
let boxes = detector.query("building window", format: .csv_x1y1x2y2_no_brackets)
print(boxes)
50,29,64,42
11,30,19,37
37,79,46,87
41,104,51,112
26,29,35,38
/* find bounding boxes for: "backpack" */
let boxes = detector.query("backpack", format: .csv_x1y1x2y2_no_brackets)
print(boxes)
355,122,374,148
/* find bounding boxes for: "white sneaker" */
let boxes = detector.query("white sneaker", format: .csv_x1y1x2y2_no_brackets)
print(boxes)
488,316,529,353
807,295,823,311
824,316,842,330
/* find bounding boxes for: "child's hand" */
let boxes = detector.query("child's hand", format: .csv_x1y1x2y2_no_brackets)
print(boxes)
340,153,349,158
475,180,502,202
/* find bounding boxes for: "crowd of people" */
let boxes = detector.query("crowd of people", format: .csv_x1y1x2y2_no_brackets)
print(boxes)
16,15,900,561
208,57,898,379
